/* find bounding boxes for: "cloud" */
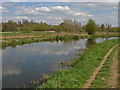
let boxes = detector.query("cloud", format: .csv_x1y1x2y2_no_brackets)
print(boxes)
35,7,50,12
12,5,94,25
0,6,9,13
50,6,70,11
16,16,28,19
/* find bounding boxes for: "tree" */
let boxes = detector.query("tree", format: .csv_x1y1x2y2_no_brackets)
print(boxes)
85,19,97,35
53,25,62,33
107,24,111,32
2,20,17,32
73,19,83,32
101,24,105,32
32,23,48,31
60,19,74,32
22,24,33,33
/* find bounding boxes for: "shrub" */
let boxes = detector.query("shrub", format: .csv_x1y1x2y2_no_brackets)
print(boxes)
53,26,62,33
22,24,33,33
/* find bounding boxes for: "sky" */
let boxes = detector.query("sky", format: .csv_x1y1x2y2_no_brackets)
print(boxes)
0,0,119,26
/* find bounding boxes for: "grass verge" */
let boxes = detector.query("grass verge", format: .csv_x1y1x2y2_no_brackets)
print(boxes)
37,39,118,88
90,46,118,88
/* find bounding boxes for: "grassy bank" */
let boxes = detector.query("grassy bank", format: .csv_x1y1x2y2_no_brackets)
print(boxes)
90,46,118,88
37,39,118,88
1,33,118,49
1,35,89,49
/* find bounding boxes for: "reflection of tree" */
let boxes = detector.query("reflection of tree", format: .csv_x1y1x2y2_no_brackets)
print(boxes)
86,38,96,48
63,40,73,45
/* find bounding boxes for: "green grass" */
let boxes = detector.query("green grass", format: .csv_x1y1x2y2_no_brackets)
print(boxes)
2,31,55,37
2,35,85,49
90,46,118,88
37,39,118,88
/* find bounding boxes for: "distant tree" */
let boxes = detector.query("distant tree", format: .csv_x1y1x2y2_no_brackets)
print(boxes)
39,23,48,31
22,19,29,25
22,24,33,33
73,19,83,32
60,19,74,32
53,25,62,33
101,24,105,32
107,24,111,32
2,20,17,32
32,23,48,31
85,19,97,35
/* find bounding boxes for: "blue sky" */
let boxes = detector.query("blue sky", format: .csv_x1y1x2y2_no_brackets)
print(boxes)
1,1,118,26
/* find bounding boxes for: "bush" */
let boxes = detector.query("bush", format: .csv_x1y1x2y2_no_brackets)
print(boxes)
22,24,33,33
53,26,62,33
33,23,48,31
85,19,97,35
110,27,118,32
2,20,18,32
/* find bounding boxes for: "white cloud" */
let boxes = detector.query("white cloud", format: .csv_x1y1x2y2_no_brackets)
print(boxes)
14,7,45,16
16,16,28,19
50,6,70,11
0,6,9,13
13,5,94,25
74,12,83,16
35,7,50,12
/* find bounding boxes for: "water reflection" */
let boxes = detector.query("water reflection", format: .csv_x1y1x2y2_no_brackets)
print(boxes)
2,37,118,88
86,38,96,48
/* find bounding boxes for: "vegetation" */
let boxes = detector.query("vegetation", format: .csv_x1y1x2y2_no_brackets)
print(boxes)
1,19,118,34
2,35,89,49
90,46,118,88
53,26,62,33
22,24,33,33
85,19,97,35
37,39,118,88
2,20,18,32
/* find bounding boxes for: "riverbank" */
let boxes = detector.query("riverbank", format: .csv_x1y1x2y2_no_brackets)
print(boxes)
38,39,118,88
1,32,118,49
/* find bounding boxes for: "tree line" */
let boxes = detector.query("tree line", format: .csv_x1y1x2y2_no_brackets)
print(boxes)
2,19,118,34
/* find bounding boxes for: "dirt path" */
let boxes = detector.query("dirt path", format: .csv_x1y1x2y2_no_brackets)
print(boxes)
108,49,118,88
82,44,119,88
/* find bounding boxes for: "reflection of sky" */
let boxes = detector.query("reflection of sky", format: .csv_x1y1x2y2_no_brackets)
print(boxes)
2,37,118,88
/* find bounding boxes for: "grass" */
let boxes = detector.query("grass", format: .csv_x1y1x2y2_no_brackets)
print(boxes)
1,32,118,49
36,39,118,88
90,46,118,88
1,35,89,49
118,45,120,88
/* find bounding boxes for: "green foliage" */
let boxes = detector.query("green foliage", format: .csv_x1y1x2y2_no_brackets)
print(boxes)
2,20,18,32
22,24,33,33
33,23,48,31
110,27,118,32
85,19,97,35
53,25,62,33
